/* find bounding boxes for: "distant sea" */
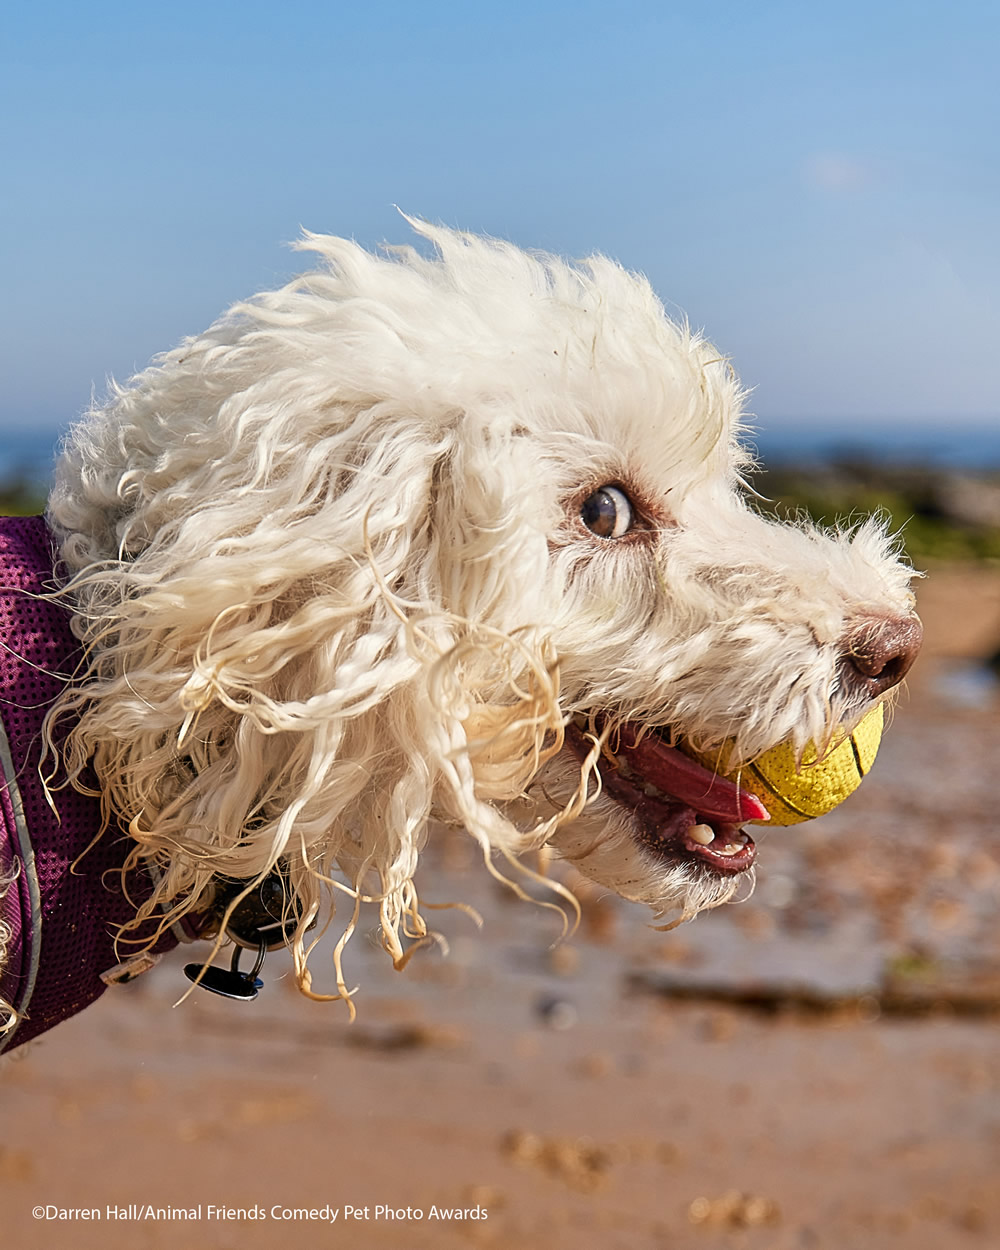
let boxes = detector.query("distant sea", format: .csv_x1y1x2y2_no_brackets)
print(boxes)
0,427,67,484
2,418,999,484
751,418,1000,470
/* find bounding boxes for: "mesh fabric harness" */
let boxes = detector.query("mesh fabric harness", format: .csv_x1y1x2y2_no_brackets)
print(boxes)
0,515,184,1051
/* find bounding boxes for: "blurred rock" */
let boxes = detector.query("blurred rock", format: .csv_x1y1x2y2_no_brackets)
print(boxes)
534,995,578,1030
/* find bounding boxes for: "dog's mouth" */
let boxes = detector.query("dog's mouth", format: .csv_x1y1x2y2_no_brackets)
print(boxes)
565,717,769,876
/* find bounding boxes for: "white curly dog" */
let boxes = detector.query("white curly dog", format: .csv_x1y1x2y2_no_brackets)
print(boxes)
0,220,920,1047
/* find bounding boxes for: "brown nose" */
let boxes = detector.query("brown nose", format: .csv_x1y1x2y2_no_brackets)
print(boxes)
840,614,922,699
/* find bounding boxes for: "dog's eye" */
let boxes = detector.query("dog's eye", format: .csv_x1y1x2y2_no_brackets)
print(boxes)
581,485,634,539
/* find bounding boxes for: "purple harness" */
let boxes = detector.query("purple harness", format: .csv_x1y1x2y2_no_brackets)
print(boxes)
0,516,183,1051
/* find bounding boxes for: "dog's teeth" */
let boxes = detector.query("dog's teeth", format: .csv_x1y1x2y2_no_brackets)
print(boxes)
688,823,715,845
716,842,744,856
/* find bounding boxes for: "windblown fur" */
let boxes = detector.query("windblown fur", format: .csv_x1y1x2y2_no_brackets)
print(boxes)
39,219,917,1011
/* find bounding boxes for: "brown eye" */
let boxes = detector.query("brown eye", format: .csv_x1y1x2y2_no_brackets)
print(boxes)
581,485,634,538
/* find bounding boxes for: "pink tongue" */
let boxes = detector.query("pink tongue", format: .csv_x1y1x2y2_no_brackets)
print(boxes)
618,729,770,823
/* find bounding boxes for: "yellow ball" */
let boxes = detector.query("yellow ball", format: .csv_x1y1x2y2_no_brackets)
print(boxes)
685,703,884,826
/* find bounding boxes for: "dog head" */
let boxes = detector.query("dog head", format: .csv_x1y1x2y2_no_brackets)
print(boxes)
46,221,920,1001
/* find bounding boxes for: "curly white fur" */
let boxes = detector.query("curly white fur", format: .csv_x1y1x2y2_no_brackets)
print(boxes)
42,219,917,1007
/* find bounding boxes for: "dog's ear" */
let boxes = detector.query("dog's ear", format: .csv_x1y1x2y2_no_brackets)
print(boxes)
425,417,560,624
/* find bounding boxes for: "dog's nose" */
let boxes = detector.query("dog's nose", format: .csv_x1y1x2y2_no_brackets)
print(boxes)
840,614,923,699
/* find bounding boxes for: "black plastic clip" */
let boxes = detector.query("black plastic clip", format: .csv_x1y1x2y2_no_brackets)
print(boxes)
184,938,267,1000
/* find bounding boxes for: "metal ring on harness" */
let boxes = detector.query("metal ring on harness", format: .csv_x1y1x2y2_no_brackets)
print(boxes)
182,867,309,1001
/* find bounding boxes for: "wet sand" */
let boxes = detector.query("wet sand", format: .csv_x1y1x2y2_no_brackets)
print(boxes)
2,562,999,1250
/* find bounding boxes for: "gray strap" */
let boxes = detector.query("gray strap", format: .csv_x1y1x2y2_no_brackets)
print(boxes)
0,716,43,1054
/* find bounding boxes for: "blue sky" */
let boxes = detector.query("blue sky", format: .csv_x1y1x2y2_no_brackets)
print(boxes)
2,0,997,440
